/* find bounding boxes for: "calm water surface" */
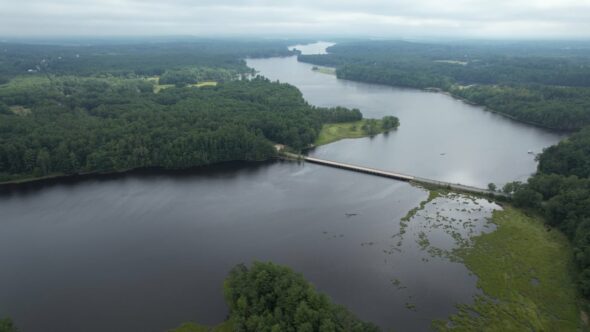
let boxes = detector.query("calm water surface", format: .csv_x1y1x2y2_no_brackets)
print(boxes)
0,43,564,332
247,50,564,188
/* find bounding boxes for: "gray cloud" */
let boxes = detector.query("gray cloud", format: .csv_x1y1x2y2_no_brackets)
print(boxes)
1,0,589,38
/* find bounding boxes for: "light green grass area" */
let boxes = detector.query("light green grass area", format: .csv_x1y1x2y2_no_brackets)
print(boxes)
401,190,441,222
312,66,336,75
169,320,234,332
315,119,391,146
146,76,172,93
192,81,218,88
153,83,175,93
435,206,584,331
0,75,51,96
3,75,51,87
9,105,31,115
148,76,218,93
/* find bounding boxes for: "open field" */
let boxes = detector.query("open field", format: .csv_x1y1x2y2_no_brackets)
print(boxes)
315,119,391,146
147,76,218,93
192,81,218,88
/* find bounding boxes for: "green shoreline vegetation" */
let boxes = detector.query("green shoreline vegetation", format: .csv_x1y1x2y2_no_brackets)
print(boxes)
311,66,336,75
0,39,402,186
2,40,590,331
299,41,590,328
435,206,583,331
395,188,585,330
400,189,440,222
314,116,399,146
170,262,378,332
0,40,314,184
298,40,590,131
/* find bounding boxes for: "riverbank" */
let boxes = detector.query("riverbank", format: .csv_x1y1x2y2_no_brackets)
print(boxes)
395,187,584,330
299,59,571,133
312,66,336,75
0,117,393,187
315,118,398,146
434,205,585,331
427,87,571,133
0,116,394,187
0,160,275,187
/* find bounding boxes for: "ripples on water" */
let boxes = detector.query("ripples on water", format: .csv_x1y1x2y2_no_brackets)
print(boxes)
0,42,564,331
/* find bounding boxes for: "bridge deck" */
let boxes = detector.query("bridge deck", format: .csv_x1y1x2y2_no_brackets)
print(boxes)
281,152,505,197
303,156,415,181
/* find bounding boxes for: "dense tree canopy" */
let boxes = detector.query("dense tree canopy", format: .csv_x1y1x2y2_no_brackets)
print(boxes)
0,75,366,182
224,262,380,332
0,39,301,80
0,40,375,183
298,40,590,130
538,127,590,178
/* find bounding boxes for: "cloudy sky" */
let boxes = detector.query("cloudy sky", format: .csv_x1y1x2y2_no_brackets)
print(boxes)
1,0,590,39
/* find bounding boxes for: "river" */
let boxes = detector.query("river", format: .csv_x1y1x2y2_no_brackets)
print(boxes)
0,42,564,332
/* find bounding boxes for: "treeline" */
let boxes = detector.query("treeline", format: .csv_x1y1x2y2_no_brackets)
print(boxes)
298,40,590,130
451,85,590,130
0,39,301,82
224,262,380,332
300,40,590,87
503,128,590,296
0,75,361,182
317,106,362,123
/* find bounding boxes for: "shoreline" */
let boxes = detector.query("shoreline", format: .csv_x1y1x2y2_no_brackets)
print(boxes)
301,60,571,134
0,159,276,188
0,117,395,188
429,88,571,133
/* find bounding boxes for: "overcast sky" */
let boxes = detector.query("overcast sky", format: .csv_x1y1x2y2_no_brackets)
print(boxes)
1,0,590,39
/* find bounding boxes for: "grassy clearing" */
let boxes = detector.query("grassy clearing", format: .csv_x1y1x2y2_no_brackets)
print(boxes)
312,66,336,75
169,320,234,332
315,119,392,146
153,83,175,93
435,206,583,331
192,81,218,88
9,105,31,116
147,76,218,93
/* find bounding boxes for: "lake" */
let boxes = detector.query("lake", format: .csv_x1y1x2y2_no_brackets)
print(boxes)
0,42,564,332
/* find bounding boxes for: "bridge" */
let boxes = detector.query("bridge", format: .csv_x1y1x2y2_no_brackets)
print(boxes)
282,152,505,197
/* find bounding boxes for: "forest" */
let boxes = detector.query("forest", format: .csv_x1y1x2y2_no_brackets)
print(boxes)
0,75,367,182
222,262,379,332
0,40,373,183
298,40,590,130
0,39,301,82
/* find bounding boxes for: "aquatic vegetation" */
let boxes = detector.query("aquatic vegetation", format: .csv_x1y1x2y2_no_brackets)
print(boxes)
434,207,583,331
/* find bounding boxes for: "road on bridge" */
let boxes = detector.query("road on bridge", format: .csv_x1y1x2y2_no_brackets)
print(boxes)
280,152,507,198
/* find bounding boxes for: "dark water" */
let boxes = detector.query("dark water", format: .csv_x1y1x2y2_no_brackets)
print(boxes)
0,43,564,332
